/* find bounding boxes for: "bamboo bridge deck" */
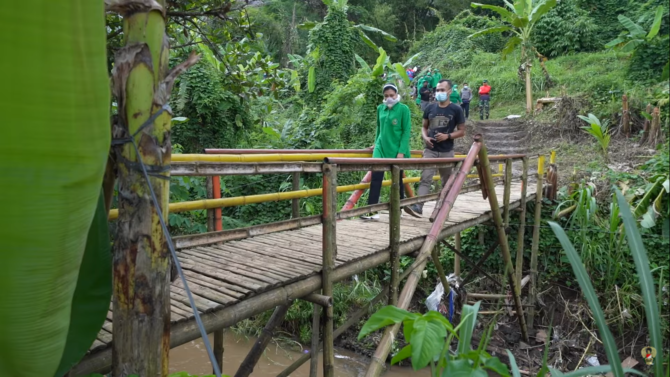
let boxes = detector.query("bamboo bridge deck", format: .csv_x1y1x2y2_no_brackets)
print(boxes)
85,182,532,367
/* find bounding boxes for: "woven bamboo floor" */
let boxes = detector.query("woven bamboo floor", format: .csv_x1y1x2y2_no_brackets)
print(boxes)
89,183,529,354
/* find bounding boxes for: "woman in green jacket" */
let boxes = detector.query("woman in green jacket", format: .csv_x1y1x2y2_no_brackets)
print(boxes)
362,83,420,220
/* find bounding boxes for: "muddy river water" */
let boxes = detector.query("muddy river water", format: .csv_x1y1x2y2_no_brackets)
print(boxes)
169,334,430,377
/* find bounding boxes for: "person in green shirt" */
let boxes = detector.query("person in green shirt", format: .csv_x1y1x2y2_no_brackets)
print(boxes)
450,83,462,104
362,83,420,220
431,69,442,89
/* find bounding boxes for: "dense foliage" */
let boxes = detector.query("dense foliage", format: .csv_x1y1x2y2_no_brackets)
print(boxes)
532,0,600,57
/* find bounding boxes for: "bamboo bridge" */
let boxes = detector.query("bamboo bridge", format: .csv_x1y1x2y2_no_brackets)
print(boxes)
71,136,555,377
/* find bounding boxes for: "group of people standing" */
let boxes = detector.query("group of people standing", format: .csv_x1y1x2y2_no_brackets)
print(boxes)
412,68,491,121
361,80,466,220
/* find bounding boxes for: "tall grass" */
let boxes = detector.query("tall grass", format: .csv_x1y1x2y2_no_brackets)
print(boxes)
549,188,666,377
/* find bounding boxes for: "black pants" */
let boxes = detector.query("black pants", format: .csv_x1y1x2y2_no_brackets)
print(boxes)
461,102,470,118
368,171,405,205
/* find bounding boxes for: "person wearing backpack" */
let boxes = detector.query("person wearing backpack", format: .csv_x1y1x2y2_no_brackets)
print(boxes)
460,83,473,119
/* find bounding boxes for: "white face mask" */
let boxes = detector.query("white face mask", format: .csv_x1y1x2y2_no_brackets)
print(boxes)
384,95,401,108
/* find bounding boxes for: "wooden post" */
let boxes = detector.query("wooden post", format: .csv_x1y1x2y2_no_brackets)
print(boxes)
206,177,215,231
234,304,291,377
478,227,485,245
454,233,461,277
528,155,545,330
503,158,513,229
515,157,529,287
292,172,301,218
321,163,338,377
309,303,321,377
622,94,630,137
213,330,224,374
641,103,652,143
649,107,661,147
389,165,401,306
477,138,529,342
213,176,223,231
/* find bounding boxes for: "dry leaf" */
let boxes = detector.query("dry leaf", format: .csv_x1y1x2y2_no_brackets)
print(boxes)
536,329,548,344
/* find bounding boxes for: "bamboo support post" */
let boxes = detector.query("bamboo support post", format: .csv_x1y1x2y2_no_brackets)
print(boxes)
213,330,224,374
429,161,462,222
206,177,215,231
364,137,483,377
431,245,451,297
527,155,545,331
234,304,291,377
321,163,337,377
477,137,529,342
515,157,529,286
454,233,461,277
213,176,222,231
478,227,485,245
649,107,661,147
503,158,513,229
292,172,301,218
309,302,320,377
303,293,333,307
641,104,652,143
390,165,401,305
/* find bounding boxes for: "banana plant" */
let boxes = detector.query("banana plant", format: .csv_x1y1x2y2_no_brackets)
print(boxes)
469,0,558,114
633,175,670,231
605,6,664,52
0,2,111,377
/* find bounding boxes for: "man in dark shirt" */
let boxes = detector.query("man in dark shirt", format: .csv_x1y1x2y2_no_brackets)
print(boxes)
409,79,466,216
419,80,431,111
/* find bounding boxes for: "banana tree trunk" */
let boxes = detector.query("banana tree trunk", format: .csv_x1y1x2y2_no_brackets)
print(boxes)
109,1,199,375
525,61,533,115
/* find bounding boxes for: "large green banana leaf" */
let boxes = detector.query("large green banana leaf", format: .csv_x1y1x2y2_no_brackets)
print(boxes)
0,1,111,376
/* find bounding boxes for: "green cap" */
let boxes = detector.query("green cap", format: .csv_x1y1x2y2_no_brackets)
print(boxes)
483,80,488,83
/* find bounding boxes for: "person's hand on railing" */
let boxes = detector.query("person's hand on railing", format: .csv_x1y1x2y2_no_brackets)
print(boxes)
366,145,375,151
396,153,404,158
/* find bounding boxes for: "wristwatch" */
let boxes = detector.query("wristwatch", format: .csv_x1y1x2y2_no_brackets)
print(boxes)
447,133,451,140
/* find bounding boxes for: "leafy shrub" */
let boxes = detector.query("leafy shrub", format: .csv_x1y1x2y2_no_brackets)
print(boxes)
628,35,670,82
532,0,601,57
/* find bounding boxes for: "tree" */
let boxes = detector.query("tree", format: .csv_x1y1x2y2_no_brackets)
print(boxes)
470,0,558,114
108,0,199,375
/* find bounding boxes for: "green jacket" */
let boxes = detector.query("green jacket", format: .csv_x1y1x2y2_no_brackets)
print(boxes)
450,89,461,104
432,72,442,88
373,103,412,159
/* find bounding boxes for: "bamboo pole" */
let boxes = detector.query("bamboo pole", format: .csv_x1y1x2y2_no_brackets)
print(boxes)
292,172,301,218
477,137,529,342
234,304,291,377
390,165,401,305
213,176,222,231
341,171,372,211
503,158,513,229
110,1,199,375
309,302,320,377
454,233,461,276
213,330,224,374
173,152,422,162
303,293,333,307
515,157,529,287
527,156,545,330
321,163,337,377
364,138,483,377
109,175,442,220
431,245,451,298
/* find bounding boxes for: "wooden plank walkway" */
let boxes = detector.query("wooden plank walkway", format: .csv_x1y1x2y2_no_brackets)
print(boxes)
87,183,530,357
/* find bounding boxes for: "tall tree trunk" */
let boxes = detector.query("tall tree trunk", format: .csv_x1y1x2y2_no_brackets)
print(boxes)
109,1,199,375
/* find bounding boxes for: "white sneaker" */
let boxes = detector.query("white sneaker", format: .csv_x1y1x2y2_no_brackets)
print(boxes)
360,212,380,220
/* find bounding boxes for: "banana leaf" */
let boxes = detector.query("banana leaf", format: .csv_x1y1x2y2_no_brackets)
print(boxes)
0,1,111,376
